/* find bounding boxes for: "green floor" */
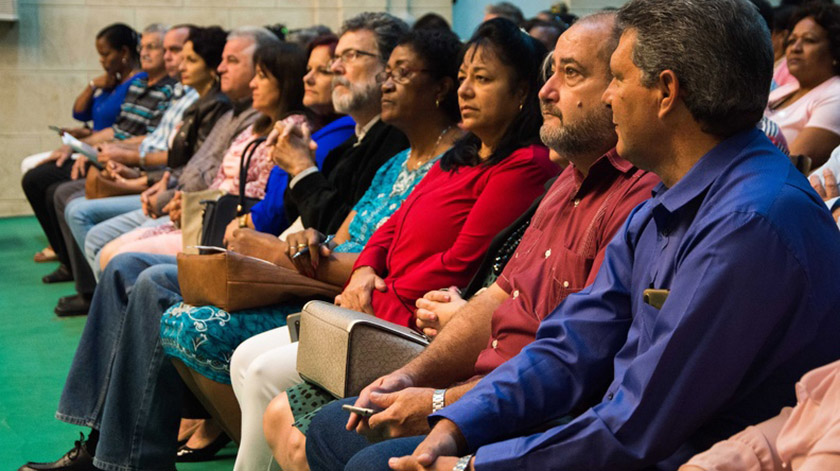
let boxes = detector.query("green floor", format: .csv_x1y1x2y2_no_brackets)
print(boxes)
0,216,236,470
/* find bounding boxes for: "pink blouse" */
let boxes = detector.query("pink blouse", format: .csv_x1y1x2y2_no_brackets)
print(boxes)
681,359,840,471
764,76,840,145
210,124,272,198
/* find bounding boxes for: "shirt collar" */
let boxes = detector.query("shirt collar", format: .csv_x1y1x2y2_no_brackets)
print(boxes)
653,128,762,213
571,148,635,196
355,115,381,143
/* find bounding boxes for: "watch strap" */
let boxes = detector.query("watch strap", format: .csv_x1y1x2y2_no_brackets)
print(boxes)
432,388,446,413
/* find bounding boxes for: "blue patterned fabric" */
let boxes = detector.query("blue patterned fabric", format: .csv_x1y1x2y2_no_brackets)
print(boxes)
161,302,300,384
160,147,440,382
336,148,439,253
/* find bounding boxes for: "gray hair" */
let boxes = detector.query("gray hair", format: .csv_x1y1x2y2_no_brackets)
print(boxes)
228,26,282,52
340,12,409,61
142,23,169,35
575,11,620,69
617,0,773,136
485,2,525,25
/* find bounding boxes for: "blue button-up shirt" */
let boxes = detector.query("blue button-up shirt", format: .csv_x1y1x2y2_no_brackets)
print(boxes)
433,129,840,470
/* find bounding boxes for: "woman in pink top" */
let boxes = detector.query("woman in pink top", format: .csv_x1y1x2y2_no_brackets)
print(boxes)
764,3,840,167
97,41,308,268
680,358,840,471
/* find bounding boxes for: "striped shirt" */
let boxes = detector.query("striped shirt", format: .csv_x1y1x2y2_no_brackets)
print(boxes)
138,85,199,158
112,75,177,141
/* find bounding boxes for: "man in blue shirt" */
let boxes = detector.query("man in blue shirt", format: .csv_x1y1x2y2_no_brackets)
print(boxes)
388,0,840,470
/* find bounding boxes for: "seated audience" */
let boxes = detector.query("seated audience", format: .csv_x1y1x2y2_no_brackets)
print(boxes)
376,1,840,469
295,12,658,471
680,358,840,471
482,2,524,25
96,40,308,265
169,27,464,471
764,3,840,167
21,23,143,175
21,23,176,294
16,13,410,471
80,27,277,281
523,18,565,51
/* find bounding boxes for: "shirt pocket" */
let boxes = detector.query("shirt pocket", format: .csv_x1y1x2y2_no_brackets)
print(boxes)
539,245,594,319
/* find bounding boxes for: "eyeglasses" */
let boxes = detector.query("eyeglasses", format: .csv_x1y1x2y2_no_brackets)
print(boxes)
375,66,430,84
328,49,380,69
540,53,555,84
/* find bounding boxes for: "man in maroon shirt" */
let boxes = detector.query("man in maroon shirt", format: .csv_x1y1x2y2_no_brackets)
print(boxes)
301,12,661,469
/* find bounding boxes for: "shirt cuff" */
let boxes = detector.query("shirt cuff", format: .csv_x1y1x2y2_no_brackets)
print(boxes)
288,166,318,189
825,196,840,212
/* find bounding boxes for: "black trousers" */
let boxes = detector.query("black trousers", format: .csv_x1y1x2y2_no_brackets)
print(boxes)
21,160,74,267
54,179,96,296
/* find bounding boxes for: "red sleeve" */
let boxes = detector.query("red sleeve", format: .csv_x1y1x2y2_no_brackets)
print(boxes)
353,164,441,276
389,146,557,306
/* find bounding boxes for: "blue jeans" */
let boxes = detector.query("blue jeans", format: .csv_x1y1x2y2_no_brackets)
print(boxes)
65,195,143,262
84,209,169,281
306,398,425,471
56,252,183,471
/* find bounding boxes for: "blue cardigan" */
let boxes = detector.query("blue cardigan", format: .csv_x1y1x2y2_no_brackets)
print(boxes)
250,115,356,235
73,72,145,131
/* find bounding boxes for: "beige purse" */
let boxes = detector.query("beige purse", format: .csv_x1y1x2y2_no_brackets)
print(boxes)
296,301,429,398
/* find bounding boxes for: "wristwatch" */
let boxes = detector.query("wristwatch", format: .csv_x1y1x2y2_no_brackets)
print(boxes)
432,389,446,413
452,454,473,471
238,213,249,228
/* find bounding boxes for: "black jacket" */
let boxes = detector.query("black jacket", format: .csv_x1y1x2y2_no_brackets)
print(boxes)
285,119,409,234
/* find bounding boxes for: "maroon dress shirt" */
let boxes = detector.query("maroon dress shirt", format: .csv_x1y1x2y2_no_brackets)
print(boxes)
353,144,559,327
474,149,659,375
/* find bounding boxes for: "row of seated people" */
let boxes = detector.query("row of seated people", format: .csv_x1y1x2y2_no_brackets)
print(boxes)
16,1,840,471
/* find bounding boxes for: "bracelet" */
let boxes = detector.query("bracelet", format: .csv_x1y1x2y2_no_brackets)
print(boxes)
452,454,473,471
138,151,146,169
432,388,446,413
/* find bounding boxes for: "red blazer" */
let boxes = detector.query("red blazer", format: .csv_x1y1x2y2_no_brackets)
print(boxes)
353,144,559,327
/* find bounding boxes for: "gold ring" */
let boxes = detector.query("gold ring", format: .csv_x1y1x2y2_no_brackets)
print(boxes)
297,243,307,249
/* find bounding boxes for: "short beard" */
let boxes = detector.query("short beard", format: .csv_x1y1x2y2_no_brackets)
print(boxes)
332,76,381,114
540,103,616,157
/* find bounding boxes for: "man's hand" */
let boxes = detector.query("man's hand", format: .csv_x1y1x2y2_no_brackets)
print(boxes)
103,160,141,180
363,387,436,441
163,191,183,226
335,266,386,315
348,371,416,432
285,228,332,277
97,143,132,164
810,168,840,201
388,419,471,471
416,288,468,338
226,228,288,265
64,127,92,139
140,171,169,218
268,121,318,177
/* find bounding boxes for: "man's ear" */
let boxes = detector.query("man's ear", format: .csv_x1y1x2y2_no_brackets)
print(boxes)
656,69,680,120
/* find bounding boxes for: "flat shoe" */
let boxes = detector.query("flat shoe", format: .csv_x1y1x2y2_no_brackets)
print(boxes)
42,265,73,284
176,432,231,462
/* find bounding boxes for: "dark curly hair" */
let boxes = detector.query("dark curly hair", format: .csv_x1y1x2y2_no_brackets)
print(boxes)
440,17,547,171
395,28,463,124
188,26,228,71
789,2,840,75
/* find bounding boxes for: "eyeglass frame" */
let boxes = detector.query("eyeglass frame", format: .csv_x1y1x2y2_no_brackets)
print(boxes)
328,48,381,69
375,66,431,84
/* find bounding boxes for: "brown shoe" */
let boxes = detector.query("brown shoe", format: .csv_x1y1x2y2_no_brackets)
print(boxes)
34,246,58,263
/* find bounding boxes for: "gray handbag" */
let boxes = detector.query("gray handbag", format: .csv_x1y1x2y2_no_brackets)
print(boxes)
296,301,430,399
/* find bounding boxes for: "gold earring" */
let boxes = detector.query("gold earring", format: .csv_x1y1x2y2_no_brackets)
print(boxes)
519,102,524,111
435,98,440,108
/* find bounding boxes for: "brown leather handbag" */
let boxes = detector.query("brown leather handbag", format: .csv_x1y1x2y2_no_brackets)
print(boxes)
176,250,342,312
85,167,145,199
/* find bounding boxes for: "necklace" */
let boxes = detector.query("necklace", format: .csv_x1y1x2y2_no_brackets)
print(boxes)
407,125,453,171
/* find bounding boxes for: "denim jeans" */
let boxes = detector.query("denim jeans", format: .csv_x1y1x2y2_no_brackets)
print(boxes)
65,195,143,263
306,398,425,471
84,209,169,281
56,252,183,471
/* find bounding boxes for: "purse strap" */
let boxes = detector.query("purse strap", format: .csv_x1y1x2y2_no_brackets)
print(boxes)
237,137,267,215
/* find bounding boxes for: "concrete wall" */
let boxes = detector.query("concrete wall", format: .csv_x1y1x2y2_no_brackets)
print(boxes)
0,0,451,216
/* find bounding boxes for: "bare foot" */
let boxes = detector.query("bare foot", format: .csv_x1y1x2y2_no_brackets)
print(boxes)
185,418,224,448
178,418,203,443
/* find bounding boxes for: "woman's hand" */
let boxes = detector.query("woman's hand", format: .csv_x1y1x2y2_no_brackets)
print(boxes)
41,145,73,167
285,228,334,277
415,287,467,338
335,266,386,315
163,191,183,227
226,228,288,265
268,121,318,177
71,156,90,180
91,73,116,90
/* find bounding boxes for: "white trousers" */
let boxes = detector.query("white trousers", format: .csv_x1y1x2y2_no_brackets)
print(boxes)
21,151,78,174
230,326,303,471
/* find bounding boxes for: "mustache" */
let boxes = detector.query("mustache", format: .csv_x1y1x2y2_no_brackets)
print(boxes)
332,76,351,88
540,101,562,120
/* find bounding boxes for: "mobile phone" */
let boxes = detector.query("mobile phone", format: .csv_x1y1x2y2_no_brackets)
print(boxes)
341,404,376,417
49,125,63,135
